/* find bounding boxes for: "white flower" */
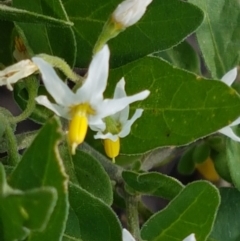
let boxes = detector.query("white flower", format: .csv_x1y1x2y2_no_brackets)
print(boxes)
32,45,150,154
183,233,196,241
217,67,240,142
93,78,145,141
92,78,148,159
122,229,135,241
0,60,38,90
112,0,153,27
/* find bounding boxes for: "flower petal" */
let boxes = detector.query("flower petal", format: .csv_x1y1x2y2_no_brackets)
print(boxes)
221,67,237,86
32,57,76,106
218,126,240,142
76,45,109,102
118,109,143,138
97,90,150,118
0,60,38,90
88,118,106,131
112,78,129,123
122,229,136,241
35,95,70,119
182,233,196,241
94,131,118,142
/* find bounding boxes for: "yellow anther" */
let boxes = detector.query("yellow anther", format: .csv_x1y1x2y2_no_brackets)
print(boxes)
68,104,91,155
196,157,219,182
104,138,120,160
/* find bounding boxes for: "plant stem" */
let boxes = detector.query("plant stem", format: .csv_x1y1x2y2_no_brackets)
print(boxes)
125,193,141,241
9,76,38,124
4,121,19,166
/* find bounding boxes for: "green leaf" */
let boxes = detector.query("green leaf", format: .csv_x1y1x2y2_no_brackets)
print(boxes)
63,207,82,241
226,139,240,191
177,146,195,175
209,188,240,241
0,164,58,241
122,171,184,200
157,41,200,73
9,117,69,241
141,181,220,241
87,56,240,155
73,150,113,205
0,20,13,66
63,0,204,67
69,182,122,241
12,0,76,66
0,5,73,27
211,140,232,183
188,0,240,78
192,142,211,164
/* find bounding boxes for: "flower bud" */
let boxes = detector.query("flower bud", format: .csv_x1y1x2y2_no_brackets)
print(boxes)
112,0,152,28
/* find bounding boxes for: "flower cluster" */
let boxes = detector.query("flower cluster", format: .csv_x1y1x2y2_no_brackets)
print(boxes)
33,45,150,156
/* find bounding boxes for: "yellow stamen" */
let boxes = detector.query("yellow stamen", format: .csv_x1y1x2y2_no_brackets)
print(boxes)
196,157,219,182
104,138,120,160
68,104,94,155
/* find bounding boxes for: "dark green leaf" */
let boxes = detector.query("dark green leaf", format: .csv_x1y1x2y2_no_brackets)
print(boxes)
193,142,211,164
73,150,113,205
0,5,73,27
0,20,13,66
211,141,232,183
13,0,76,66
63,0,204,67
189,0,240,78
87,56,240,155
122,171,184,200
156,41,200,73
9,117,68,241
177,146,195,175
69,182,122,241
209,188,240,241
141,181,220,241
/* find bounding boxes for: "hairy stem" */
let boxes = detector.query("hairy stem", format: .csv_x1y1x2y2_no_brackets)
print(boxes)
125,193,141,241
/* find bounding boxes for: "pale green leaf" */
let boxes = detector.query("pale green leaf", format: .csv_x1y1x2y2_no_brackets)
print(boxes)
0,164,58,241
122,171,184,200
73,150,113,205
69,183,122,241
141,181,220,241
9,117,68,241
209,188,240,241
226,138,240,191
188,0,240,78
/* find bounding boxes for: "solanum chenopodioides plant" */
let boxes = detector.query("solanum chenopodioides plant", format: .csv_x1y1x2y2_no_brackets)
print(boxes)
0,0,240,241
